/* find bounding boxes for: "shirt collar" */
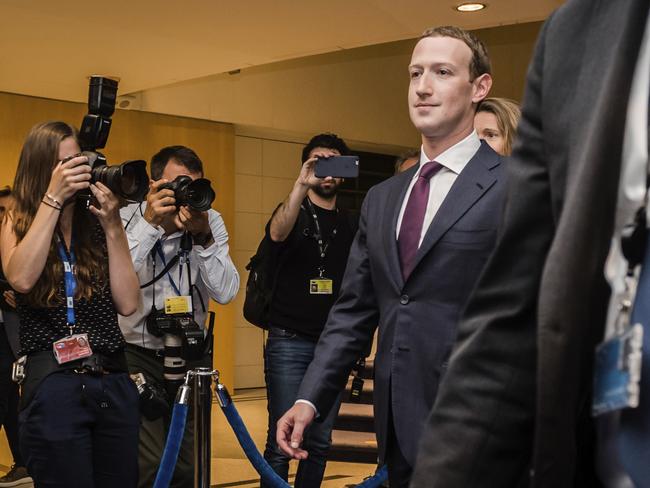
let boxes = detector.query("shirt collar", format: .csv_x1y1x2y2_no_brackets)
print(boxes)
418,130,481,175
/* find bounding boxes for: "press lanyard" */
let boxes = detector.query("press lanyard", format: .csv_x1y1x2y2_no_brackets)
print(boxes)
153,240,182,296
56,228,77,335
305,198,338,278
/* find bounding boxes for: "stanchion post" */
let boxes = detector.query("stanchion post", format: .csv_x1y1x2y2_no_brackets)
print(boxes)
193,367,213,488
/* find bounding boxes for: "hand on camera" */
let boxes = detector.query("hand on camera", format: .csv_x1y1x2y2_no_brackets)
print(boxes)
46,154,91,205
175,207,213,247
276,403,316,460
143,179,177,227
88,182,121,232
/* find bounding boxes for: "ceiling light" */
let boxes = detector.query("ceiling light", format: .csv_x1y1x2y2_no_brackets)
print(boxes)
455,3,486,12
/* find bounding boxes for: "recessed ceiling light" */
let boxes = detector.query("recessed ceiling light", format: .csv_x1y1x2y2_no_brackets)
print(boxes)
455,3,487,12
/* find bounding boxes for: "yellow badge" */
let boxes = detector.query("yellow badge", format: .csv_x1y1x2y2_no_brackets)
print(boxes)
309,278,333,295
164,296,193,314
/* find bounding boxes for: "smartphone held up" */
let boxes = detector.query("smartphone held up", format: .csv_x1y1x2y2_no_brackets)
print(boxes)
314,155,359,178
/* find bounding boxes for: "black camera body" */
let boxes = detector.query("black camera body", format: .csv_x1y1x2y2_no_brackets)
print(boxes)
146,308,204,361
159,175,216,212
131,372,170,421
78,76,149,202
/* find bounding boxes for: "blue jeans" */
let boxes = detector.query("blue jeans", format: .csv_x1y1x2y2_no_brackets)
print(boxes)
263,327,341,488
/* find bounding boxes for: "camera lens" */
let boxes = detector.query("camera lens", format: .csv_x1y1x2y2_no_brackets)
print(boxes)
183,178,215,212
165,176,215,211
89,158,148,202
117,160,148,201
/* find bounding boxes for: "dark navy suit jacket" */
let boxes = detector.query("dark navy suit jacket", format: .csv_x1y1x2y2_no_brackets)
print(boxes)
297,141,506,465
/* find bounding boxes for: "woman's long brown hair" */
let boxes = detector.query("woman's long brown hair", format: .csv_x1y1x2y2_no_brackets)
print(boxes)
11,121,106,307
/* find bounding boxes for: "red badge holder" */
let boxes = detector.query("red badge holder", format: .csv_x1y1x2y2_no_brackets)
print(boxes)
53,333,93,364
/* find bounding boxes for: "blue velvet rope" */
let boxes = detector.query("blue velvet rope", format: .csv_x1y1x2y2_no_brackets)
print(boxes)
218,392,388,487
153,402,189,488
154,384,389,488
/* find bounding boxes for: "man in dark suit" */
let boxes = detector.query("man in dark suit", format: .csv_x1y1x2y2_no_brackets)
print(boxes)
410,1,650,487
276,25,504,487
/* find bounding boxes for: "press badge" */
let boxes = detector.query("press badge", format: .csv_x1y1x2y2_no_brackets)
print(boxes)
53,333,93,364
165,295,193,314
593,324,643,416
309,278,333,295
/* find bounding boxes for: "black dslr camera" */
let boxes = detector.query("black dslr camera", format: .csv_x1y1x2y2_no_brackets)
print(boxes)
146,309,205,361
159,175,216,212
130,372,170,420
78,76,149,202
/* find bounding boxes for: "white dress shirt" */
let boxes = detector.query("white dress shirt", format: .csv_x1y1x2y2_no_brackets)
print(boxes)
396,131,482,246
118,203,240,350
604,11,650,338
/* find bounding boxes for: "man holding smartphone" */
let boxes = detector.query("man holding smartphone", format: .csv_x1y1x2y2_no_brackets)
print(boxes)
258,133,357,487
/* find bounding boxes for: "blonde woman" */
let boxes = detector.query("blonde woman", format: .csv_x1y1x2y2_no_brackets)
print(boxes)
474,97,521,156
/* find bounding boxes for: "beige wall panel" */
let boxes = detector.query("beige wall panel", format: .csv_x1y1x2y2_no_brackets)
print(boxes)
235,364,265,390
234,327,264,366
235,136,263,176
234,174,263,213
262,140,303,179
262,177,295,214
234,212,264,252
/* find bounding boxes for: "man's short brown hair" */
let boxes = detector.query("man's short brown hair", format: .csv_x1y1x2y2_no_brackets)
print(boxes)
420,25,491,80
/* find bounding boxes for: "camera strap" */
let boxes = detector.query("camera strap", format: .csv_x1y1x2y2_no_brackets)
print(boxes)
55,228,77,334
140,245,181,290
153,241,182,296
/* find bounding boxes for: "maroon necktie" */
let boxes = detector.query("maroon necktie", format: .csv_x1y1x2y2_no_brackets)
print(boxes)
398,161,443,280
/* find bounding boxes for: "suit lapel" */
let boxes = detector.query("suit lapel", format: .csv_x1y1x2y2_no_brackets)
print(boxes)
384,166,418,289
409,143,499,274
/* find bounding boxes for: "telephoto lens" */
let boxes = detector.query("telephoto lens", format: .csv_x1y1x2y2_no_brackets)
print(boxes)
163,334,186,398
83,151,149,201
160,175,215,211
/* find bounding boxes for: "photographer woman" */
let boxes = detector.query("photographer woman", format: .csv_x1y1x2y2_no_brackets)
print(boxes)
0,121,141,487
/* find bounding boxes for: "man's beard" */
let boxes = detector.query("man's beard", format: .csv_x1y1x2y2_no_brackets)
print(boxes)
312,182,340,199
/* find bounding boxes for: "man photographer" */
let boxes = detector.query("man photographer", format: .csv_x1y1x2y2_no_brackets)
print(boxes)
119,145,239,488
255,133,357,487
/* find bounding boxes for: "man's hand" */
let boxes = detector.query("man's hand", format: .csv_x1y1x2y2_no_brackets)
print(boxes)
295,157,321,190
295,148,339,190
276,403,316,460
176,206,214,247
143,179,177,227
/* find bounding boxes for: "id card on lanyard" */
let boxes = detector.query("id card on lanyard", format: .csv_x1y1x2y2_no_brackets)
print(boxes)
52,229,92,364
306,199,336,295
154,240,193,314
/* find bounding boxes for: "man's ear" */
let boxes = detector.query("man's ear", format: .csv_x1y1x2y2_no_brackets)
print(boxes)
471,73,493,104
